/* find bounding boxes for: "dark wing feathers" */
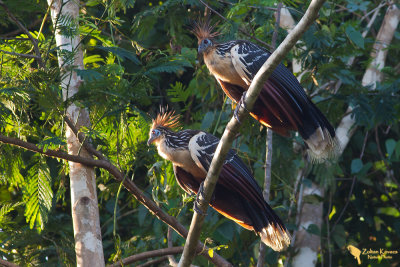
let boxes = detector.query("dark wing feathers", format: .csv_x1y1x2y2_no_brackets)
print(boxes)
189,132,266,210
173,165,200,195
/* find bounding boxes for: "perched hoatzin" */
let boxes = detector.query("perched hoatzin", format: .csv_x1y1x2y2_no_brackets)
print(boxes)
193,21,339,162
147,110,291,251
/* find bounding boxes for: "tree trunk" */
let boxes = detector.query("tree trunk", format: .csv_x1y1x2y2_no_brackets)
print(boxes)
291,3,400,267
47,1,105,266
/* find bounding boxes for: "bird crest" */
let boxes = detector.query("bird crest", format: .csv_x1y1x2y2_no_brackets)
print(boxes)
192,19,220,44
151,108,181,130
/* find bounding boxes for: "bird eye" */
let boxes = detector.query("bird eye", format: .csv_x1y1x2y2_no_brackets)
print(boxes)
204,39,208,44
152,129,160,136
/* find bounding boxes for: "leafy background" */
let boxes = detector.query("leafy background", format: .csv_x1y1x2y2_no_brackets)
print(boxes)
0,0,399,266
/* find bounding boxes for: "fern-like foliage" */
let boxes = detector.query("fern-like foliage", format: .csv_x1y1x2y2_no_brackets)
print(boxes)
23,157,54,231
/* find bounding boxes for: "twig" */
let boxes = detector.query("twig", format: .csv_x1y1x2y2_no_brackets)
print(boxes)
0,259,20,267
326,192,332,267
0,18,42,38
168,227,179,267
0,49,41,59
329,174,356,235
179,0,327,266
0,0,44,68
136,256,169,267
0,132,230,266
198,0,273,50
257,3,282,266
107,247,185,267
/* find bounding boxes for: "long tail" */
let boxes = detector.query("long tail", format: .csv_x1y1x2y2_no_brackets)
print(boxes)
252,81,340,162
299,101,341,163
244,200,291,251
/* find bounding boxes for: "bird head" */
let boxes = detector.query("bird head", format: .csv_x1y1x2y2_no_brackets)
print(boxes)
147,109,181,146
192,19,220,55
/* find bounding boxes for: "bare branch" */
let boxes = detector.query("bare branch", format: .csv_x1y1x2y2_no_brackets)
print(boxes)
0,0,44,68
178,1,327,266
0,49,41,59
198,0,273,50
0,258,20,267
107,247,185,267
257,3,282,266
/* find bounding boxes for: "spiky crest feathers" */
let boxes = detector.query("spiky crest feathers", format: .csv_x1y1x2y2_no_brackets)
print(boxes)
192,19,220,44
151,108,181,131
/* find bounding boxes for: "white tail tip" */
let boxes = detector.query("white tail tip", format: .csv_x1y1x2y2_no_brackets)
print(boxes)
259,224,291,252
305,127,341,163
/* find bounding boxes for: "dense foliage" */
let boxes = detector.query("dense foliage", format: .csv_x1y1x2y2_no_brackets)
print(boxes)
0,0,399,266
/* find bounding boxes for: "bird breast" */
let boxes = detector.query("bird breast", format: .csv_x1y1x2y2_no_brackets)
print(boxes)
204,50,248,88
157,141,206,178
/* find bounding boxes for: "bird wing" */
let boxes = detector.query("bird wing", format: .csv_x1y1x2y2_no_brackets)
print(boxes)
230,40,309,104
173,165,200,195
188,132,266,210
229,40,309,133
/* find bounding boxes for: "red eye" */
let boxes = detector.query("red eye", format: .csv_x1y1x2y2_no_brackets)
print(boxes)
204,39,208,44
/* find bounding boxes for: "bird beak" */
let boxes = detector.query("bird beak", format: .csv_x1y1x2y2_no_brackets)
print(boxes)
198,43,205,54
147,136,154,146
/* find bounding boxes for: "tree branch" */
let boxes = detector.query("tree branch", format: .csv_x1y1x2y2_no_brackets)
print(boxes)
0,132,230,266
0,259,20,267
0,49,42,59
0,0,44,68
257,3,282,266
178,0,326,266
107,247,185,267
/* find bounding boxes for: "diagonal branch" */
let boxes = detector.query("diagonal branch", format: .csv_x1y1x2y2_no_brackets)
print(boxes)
0,132,230,266
178,0,327,266
0,0,44,68
107,247,184,267
0,49,42,59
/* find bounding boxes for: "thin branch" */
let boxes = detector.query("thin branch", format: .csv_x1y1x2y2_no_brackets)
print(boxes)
179,1,327,266
0,0,44,68
0,132,230,266
0,259,20,267
0,49,41,59
136,256,169,267
329,175,356,235
257,3,282,266
107,247,185,267
0,18,42,38
198,0,273,50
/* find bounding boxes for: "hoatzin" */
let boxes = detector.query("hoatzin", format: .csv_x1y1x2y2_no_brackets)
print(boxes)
193,21,339,162
147,110,291,251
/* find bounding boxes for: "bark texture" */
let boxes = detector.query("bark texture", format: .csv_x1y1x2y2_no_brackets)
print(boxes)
47,1,105,266
291,3,400,267
178,1,327,266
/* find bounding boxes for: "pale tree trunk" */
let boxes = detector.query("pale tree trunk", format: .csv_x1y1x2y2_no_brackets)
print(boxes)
47,1,105,266
286,3,400,267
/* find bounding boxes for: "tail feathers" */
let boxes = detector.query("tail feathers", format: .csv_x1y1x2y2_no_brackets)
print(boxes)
305,127,341,163
259,224,291,252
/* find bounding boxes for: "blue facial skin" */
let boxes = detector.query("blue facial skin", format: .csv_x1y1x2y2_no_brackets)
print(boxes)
147,129,161,145
198,38,212,54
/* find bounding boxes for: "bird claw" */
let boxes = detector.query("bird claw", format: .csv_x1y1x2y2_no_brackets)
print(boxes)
233,91,249,124
194,182,207,216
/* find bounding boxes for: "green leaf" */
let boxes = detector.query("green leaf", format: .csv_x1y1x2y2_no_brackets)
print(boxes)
138,204,148,227
385,139,396,158
95,46,141,65
332,224,346,248
345,25,364,49
201,111,215,131
351,159,363,174
305,223,321,236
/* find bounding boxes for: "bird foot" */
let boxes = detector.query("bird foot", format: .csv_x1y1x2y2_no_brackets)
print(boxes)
233,91,249,123
194,182,207,216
